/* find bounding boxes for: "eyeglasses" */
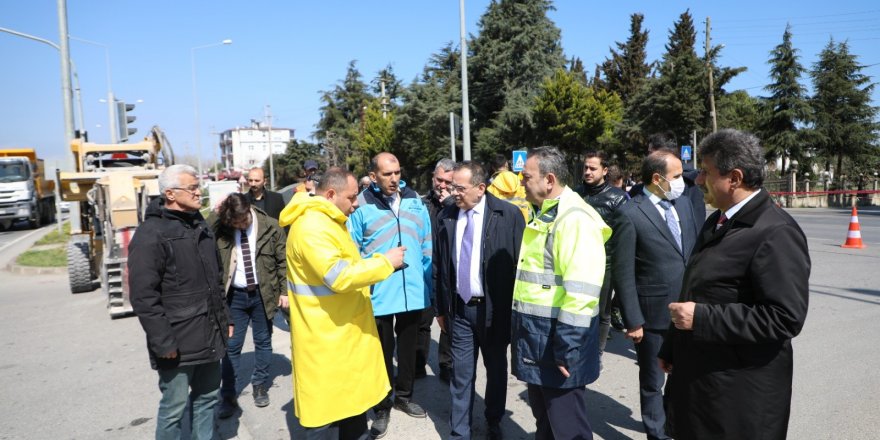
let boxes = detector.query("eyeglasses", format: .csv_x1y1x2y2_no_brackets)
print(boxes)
448,184,474,194
169,184,200,194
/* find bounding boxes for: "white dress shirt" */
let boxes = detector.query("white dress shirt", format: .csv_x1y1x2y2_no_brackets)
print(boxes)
644,187,680,223
454,195,486,298
232,213,258,288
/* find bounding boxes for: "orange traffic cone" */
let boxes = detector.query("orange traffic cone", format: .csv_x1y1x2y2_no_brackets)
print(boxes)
841,206,866,249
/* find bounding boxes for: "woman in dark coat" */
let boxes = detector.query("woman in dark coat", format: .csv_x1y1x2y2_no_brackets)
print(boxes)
660,129,811,440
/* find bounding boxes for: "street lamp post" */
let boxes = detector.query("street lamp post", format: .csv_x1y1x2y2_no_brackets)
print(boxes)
191,39,232,181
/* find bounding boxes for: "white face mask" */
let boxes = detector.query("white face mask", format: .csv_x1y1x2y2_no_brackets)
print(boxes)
659,175,686,200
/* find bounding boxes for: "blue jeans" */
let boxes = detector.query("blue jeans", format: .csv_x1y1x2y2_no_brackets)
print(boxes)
156,361,221,440
221,287,273,399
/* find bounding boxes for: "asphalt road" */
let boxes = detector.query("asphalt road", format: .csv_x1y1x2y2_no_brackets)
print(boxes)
0,207,877,439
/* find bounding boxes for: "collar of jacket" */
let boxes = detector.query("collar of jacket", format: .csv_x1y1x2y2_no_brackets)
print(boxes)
578,180,610,197
363,182,418,209
160,206,204,228
718,188,767,228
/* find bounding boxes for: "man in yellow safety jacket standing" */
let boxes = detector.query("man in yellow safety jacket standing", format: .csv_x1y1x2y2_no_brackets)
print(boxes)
513,147,611,439
279,167,406,439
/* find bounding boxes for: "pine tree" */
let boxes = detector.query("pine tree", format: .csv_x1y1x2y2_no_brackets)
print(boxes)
469,0,566,157
600,13,651,106
315,61,373,169
811,39,879,179
759,25,811,175
628,10,704,144
393,43,463,187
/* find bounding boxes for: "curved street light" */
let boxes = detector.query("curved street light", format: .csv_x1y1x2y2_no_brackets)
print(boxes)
191,39,232,179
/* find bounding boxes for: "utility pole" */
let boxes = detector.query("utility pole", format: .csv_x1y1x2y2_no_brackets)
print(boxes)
706,16,717,133
265,105,275,190
57,0,81,233
459,0,472,160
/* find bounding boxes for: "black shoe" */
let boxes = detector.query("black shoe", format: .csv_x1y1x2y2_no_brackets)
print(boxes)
392,399,426,418
371,409,390,439
488,423,504,440
438,368,451,384
217,397,238,419
253,385,270,408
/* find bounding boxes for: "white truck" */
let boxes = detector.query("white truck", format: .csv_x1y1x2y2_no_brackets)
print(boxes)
0,148,56,229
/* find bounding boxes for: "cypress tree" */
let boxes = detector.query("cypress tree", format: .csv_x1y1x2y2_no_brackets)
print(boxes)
759,25,811,175
811,39,879,179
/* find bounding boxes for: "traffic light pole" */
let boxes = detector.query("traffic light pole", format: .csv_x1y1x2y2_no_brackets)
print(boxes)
57,0,82,233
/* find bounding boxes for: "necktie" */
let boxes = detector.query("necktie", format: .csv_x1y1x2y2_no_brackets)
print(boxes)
240,228,257,292
716,213,728,230
458,209,475,303
658,200,682,251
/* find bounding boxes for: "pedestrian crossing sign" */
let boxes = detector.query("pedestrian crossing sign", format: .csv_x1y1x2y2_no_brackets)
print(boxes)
512,150,527,172
681,145,692,162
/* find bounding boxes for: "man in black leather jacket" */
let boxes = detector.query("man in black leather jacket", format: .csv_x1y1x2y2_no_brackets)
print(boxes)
574,150,628,359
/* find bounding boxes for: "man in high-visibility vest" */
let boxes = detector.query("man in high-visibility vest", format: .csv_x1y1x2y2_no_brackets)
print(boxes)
513,147,611,439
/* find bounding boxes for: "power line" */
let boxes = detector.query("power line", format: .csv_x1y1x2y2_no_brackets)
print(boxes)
714,9,880,24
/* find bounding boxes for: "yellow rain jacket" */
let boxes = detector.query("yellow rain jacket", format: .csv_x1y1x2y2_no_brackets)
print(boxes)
487,171,530,221
279,192,393,427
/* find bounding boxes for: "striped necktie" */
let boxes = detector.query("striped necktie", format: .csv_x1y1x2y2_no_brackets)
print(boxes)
658,199,682,251
240,228,257,292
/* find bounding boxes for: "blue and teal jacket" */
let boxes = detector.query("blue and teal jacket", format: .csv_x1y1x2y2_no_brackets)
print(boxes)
348,181,432,316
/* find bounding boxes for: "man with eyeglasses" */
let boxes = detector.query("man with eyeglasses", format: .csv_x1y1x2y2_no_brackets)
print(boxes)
434,161,525,440
419,158,456,384
245,167,285,221
129,164,233,439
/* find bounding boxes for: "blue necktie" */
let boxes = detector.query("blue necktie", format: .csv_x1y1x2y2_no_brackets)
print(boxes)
458,209,475,303
658,200,682,251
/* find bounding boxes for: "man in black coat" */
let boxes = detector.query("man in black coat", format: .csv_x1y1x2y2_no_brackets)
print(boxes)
660,129,810,440
129,164,232,439
609,151,699,440
418,158,456,383
434,161,525,440
245,167,285,221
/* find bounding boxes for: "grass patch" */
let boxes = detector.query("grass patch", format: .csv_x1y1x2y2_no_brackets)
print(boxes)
35,222,71,245
17,247,67,267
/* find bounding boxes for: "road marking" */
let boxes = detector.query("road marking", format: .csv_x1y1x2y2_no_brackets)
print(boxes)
0,226,51,255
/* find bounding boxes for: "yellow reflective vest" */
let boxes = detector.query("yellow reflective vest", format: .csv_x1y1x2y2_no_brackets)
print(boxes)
279,192,393,427
511,187,611,388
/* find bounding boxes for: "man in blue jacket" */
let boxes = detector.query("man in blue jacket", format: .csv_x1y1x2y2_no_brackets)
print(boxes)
348,152,433,438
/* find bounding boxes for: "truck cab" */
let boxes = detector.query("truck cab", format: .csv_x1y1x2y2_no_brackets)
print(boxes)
0,150,55,229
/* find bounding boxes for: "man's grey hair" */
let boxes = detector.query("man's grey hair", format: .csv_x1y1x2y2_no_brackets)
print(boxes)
698,129,766,189
159,164,198,193
434,158,456,174
528,146,570,187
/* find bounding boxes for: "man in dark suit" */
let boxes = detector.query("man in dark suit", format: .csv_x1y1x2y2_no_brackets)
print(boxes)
610,150,699,440
435,161,525,440
660,129,810,440
245,167,285,221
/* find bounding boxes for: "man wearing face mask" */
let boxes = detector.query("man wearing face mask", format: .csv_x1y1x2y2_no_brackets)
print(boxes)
608,150,700,440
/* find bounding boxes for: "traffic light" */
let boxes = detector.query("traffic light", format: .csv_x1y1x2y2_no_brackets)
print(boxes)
116,100,137,142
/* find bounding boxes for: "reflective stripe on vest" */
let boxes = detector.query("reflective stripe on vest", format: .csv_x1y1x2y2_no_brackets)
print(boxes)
512,299,597,327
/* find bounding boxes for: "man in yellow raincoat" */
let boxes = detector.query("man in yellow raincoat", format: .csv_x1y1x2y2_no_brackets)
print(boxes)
279,167,406,439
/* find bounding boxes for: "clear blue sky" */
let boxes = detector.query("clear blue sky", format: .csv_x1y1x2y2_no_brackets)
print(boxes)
1,0,877,170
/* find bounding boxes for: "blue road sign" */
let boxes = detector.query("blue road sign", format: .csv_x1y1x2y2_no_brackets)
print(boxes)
681,145,692,162
512,150,527,172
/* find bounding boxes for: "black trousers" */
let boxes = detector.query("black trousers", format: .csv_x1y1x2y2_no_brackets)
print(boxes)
303,412,369,440
416,306,452,373
374,309,422,408
526,384,593,440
